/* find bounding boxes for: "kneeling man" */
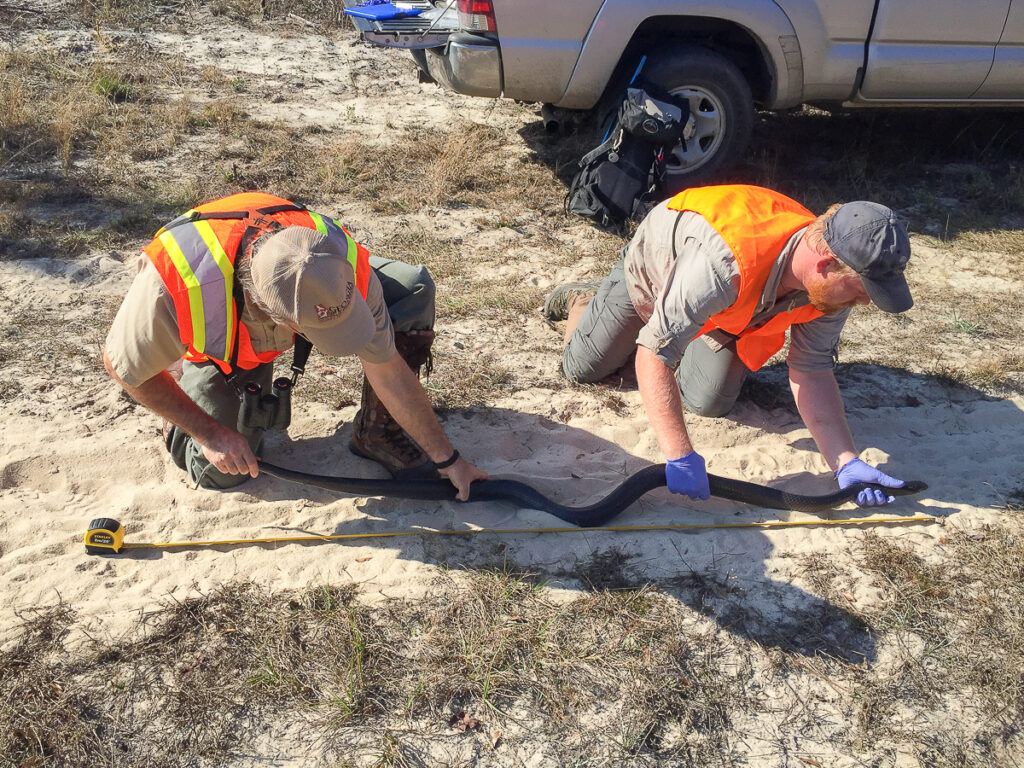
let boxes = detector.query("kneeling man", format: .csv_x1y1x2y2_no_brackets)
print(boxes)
545,185,911,506
104,192,487,499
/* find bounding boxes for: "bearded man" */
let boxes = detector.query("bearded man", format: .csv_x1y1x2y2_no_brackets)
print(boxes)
544,185,912,506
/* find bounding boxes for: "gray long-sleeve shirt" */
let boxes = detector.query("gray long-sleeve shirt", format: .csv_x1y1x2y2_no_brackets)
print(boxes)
623,201,848,372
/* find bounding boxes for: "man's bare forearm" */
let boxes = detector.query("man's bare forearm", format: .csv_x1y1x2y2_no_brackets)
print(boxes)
102,349,221,443
635,344,693,460
104,349,259,477
361,353,454,463
789,367,858,471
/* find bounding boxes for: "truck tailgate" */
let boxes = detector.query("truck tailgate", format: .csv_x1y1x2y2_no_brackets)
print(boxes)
343,0,459,49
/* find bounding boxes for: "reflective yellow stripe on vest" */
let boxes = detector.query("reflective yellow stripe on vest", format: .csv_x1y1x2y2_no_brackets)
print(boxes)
193,219,235,362
308,211,359,277
157,220,235,361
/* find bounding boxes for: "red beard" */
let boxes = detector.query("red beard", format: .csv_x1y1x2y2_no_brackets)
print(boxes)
807,274,856,315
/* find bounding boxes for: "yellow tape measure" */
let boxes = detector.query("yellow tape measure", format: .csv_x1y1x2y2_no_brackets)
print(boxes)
84,514,940,555
84,518,126,555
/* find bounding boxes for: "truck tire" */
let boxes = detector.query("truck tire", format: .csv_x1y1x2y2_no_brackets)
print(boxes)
641,47,754,191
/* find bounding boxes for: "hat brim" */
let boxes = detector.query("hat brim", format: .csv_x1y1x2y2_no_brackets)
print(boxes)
863,273,913,314
300,296,377,357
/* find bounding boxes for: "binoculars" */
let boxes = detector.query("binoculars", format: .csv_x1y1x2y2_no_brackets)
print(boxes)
239,377,293,431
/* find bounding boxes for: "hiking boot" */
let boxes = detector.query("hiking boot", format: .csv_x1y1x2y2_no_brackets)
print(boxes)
543,282,600,321
393,329,434,378
349,330,439,480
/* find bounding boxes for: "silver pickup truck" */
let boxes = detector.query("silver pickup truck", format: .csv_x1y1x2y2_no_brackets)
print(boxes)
345,0,1024,185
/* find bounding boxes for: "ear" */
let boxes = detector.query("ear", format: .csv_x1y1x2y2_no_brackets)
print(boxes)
812,251,836,277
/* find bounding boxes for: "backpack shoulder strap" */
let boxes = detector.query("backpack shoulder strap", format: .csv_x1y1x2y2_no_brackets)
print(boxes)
161,202,308,231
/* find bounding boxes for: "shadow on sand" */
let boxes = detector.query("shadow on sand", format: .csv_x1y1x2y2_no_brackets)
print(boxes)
110,364,1024,665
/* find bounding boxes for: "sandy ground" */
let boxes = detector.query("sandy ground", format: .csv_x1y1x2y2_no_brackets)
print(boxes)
2,9,1024,765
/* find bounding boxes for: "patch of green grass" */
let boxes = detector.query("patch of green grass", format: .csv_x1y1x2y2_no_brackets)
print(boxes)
93,72,136,103
948,311,982,335
425,349,512,409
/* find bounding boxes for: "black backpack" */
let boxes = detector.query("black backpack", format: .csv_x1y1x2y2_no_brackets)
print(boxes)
566,87,692,230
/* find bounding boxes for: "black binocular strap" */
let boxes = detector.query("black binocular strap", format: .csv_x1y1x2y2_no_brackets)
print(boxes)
222,279,247,394
223,289,313,392
291,336,313,384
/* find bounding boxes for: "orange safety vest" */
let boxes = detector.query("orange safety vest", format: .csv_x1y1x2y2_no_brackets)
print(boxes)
143,192,372,374
666,185,823,371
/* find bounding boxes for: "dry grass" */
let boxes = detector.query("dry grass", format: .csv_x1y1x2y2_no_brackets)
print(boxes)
369,229,467,283
953,228,1024,257
0,44,199,172
61,0,350,29
924,354,1024,395
747,107,1024,226
847,528,1024,755
1,44,565,262
0,573,744,765
292,341,515,412
0,41,236,258
6,524,1022,765
780,525,1024,762
327,124,564,216
423,349,513,409
2,298,115,377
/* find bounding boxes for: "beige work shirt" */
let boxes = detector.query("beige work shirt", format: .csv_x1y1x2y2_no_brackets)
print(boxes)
623,201,849,372
105,227,395,388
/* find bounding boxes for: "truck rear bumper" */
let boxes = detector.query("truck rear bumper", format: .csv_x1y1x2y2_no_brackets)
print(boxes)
342,0,502,99
423,33,502,98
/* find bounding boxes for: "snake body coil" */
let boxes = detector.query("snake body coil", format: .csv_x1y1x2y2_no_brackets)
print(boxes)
260,462,927,528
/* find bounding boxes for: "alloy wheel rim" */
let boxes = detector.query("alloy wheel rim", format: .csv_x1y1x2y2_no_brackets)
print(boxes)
666,85,727,174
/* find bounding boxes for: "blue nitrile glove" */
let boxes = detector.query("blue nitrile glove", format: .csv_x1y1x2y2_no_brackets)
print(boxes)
835,458,905,507
666,451,711,500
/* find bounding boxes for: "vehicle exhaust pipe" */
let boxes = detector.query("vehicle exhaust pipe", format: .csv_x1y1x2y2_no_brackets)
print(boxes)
540,103,560,133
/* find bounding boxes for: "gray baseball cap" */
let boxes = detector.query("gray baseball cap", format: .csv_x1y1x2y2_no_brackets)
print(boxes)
824,201,913,313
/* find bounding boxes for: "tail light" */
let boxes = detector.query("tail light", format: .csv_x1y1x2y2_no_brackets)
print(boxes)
457,0,496,32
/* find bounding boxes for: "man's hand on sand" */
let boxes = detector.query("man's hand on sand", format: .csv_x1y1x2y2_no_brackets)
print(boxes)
666,451,711,500
200,424,259,478
836,457,905,506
